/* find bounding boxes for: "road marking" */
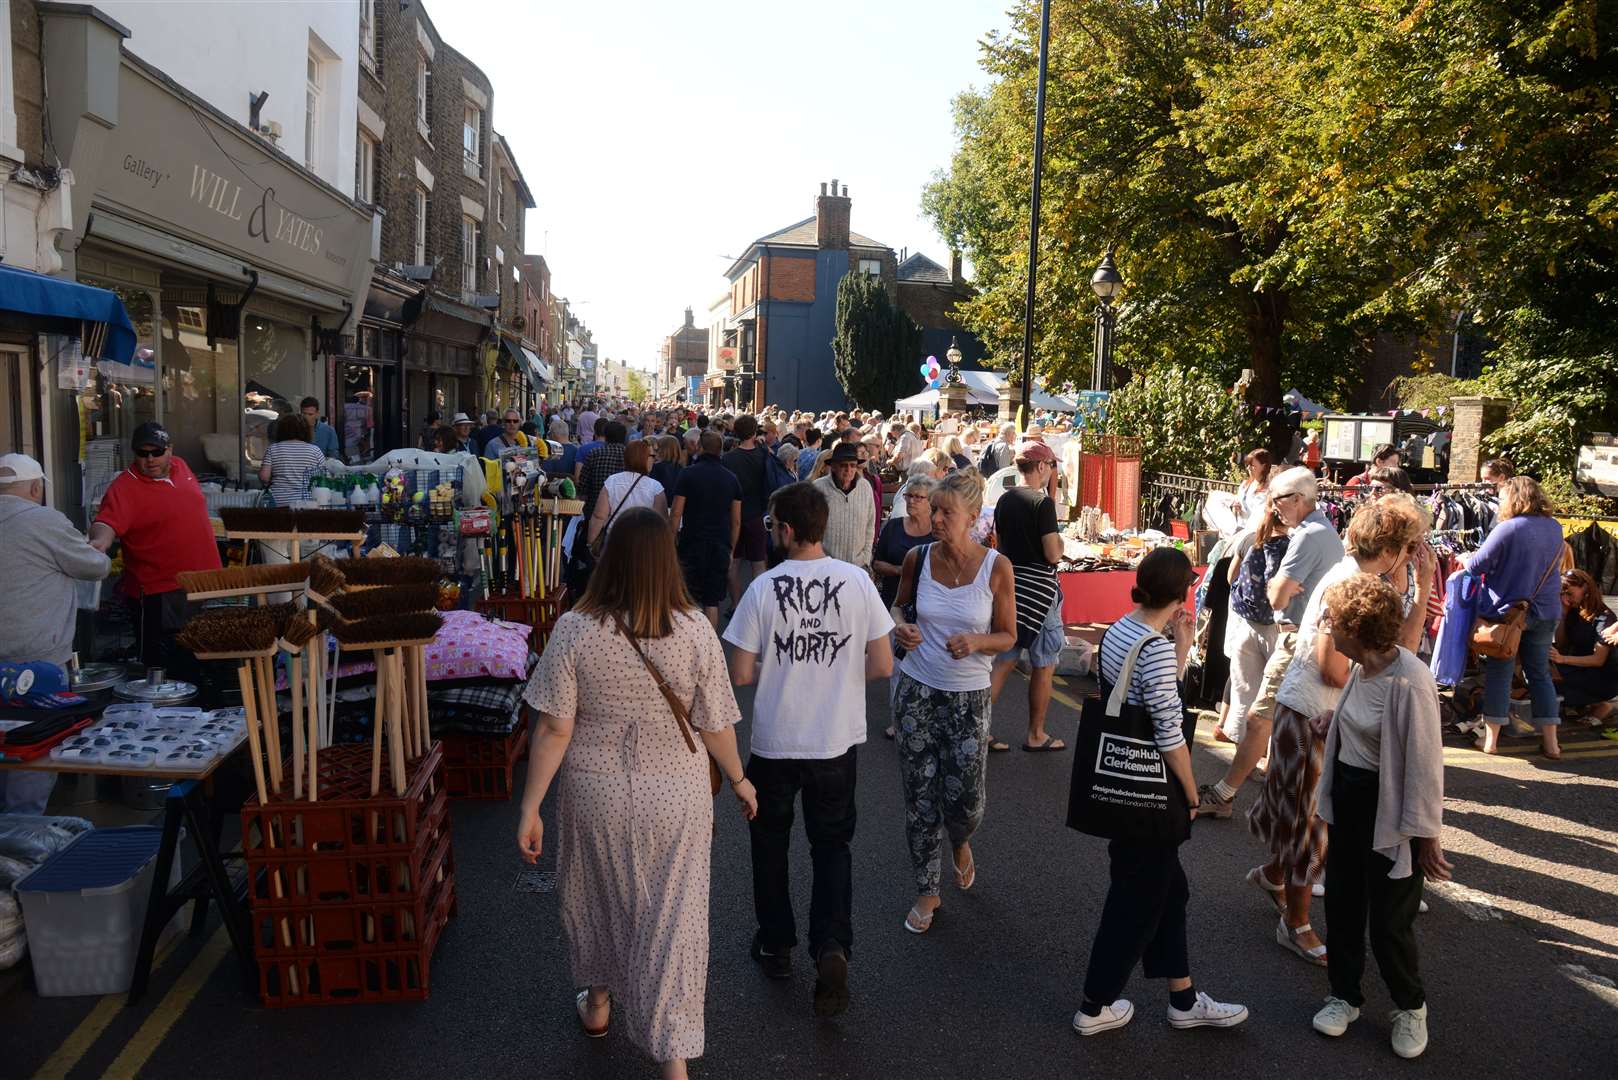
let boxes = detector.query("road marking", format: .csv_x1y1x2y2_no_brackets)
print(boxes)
101,926,230,1080
31,932,186,1080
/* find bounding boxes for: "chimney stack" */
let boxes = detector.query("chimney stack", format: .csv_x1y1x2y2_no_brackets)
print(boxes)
950,250,963,284
815,177,851,250
684,306,694,328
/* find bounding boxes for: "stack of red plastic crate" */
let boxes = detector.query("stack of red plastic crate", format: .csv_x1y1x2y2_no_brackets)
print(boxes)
243,742,455,1006
440,715,530,800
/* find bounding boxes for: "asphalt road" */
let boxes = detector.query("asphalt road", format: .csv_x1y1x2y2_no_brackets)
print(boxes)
6,672,1617,1079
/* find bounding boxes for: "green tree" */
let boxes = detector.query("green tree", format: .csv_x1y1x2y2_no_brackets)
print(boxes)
922,0,1374,417
1098,365,1259,478
926,0,1618,474
832,273,924,410
625,369,649,402
1188,0,1618,475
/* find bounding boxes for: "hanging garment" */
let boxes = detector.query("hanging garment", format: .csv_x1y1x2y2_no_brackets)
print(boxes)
1430,569,1483,686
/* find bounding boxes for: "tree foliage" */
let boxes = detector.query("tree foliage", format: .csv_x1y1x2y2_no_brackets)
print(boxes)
1096,365,1259,479
625,369,649,402
832,273,924,411
926,0,1617,475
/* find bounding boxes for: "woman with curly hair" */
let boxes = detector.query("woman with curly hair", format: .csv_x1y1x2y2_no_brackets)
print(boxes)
1248,496,1431,967
1310,573,1449,1059
1551,569,1618,725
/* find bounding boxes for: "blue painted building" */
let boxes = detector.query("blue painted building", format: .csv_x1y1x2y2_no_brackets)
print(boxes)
720,181,899,413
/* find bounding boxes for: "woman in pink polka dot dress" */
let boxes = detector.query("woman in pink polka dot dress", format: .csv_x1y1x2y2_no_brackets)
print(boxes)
519,508,756,1080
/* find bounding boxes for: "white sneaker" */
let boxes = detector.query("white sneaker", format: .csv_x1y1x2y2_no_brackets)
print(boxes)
1311,882,1326,897
1167,990,1249,1029
1312,996,1361,1037
1418,899,1429,914
1391,1005,1429,1058
1072,999,1134,1036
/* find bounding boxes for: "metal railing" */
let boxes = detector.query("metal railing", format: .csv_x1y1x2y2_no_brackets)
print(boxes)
1139,472,1238,533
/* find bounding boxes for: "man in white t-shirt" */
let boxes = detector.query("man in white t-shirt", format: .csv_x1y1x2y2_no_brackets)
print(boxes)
725,481,893,1019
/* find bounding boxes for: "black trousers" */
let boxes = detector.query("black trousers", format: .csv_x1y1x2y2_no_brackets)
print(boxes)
1325,759,1426,1010
746,748,857,959
1082,839,1190,1004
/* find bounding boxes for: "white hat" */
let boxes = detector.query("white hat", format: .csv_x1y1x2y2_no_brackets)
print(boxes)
0,453,45,483
451,412,474,426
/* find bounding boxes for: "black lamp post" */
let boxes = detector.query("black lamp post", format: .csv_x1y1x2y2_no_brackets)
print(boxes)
1089,247,1123,393
1017,0,1053,424
944,336,963,385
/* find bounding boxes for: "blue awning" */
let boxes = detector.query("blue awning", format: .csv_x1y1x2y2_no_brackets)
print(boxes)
0,264,135,364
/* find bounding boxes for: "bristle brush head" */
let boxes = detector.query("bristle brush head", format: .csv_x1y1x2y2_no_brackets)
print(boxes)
280,612,319,650
292,509,367,534
330,612,443,646
331,584,439,619
177,608,277,654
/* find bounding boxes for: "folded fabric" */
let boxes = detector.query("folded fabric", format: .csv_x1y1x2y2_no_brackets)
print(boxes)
427,681,523,718
424,609,533,682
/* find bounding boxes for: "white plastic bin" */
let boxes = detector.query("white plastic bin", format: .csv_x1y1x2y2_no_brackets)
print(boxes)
16,826,184,996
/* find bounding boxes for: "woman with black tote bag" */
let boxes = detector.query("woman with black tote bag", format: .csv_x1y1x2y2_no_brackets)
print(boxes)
1071,547,1250,1037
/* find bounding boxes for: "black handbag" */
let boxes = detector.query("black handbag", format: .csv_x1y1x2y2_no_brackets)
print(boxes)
1066,631,1197,845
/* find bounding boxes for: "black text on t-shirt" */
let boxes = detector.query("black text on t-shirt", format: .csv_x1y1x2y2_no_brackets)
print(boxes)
770,573,853,666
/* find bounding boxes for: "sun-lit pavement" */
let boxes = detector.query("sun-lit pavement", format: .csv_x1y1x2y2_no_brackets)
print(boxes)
5,672,1616,1079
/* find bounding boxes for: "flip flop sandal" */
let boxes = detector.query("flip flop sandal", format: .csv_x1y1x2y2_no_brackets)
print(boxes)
1023,736,1066,752
988,738,1012,752
1246,865,1286,913
903,905,938,934
954,854,976,891
576,990,609,1038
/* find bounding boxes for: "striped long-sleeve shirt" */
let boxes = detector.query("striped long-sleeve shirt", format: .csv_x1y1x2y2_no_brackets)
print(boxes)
1098,614,1186,752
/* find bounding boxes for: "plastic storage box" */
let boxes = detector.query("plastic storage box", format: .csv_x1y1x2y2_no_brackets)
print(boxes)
16,826,183,996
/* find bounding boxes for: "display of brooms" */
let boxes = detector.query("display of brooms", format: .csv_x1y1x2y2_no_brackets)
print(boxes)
178,509,443,803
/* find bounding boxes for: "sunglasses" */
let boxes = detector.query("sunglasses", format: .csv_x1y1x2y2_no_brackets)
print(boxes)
133,446,168,458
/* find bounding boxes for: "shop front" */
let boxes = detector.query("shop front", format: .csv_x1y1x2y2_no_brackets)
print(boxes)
40,24,374,521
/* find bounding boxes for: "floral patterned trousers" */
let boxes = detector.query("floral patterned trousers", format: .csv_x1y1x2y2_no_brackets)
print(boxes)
894,673,991,896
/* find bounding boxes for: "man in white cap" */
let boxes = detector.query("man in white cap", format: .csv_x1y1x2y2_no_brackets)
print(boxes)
0,454,111,813
450,412,477,454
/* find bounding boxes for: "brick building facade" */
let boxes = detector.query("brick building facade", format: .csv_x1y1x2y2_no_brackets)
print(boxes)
659,307,709,396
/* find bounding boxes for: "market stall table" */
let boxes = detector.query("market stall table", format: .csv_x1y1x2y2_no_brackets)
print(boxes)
0,733,255,1005
1059,566,1209,625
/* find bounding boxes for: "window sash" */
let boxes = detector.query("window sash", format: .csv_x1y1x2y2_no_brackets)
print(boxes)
414,188,428,265
463,105,480,164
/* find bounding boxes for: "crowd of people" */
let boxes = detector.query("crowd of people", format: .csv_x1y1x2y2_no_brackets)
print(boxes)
503,395,1606,1078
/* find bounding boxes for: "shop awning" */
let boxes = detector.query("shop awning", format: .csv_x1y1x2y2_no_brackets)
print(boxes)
0,264,135,363
894,369,1080,412
520,345,552,387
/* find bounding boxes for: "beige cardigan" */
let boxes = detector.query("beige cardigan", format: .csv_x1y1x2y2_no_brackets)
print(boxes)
1316,647,1445,879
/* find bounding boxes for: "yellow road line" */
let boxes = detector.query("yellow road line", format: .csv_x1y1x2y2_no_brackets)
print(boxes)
31,932,186,1080
101,927,230,1080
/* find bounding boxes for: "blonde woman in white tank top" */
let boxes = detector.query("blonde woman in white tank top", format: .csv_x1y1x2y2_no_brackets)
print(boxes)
891,471,1016,934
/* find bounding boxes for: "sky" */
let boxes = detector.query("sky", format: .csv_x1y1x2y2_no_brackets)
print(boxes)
429,0,1014,375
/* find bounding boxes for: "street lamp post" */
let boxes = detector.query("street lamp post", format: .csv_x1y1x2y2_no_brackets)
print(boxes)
945,336,963,386
1089,247,1123,393
1018,0,1053,423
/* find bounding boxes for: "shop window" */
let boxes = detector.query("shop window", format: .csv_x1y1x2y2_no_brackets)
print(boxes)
160,297,241,485
77,278,158,452
242,317,306,418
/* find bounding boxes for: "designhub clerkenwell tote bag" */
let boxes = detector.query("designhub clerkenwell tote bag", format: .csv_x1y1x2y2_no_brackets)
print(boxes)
1066,632,1196,845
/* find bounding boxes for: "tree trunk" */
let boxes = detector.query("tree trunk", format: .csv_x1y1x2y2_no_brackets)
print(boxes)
1244,287,1291,460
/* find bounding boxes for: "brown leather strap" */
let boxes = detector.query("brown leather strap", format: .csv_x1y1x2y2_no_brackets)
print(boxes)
611,612,699,754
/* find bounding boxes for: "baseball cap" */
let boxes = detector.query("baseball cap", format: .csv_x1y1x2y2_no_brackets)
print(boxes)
1014,440,1056,463
130,422,170,451
0,453,45,483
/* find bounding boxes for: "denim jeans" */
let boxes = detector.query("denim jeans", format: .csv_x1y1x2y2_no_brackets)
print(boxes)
1482,616,1560,726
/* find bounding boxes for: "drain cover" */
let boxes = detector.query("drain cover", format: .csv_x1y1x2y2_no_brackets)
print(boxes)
514,869,557,893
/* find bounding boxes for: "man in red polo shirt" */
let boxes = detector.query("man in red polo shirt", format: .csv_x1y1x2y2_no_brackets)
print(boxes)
90,422,221,670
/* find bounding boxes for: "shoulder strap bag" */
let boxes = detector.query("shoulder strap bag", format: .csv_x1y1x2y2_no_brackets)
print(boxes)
1066,629,1196,845
612,612,722,796
588,473,646,560
1471,553,1560,660
892,543,932,660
